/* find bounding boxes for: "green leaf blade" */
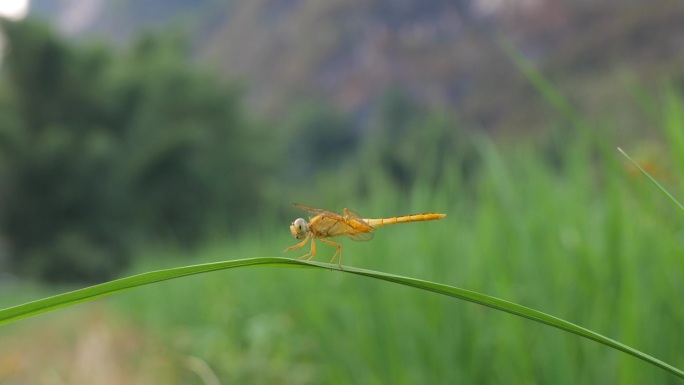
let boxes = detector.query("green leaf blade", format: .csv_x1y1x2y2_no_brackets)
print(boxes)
1,257,682,379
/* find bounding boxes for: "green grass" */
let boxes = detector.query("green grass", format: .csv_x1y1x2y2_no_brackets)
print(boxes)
4,256,681,380
3,44,684,382
4,127,684,384
3,129,684,385
3,127,680,383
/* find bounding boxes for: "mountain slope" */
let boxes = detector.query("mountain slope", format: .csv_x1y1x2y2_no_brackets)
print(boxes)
27,0,684,133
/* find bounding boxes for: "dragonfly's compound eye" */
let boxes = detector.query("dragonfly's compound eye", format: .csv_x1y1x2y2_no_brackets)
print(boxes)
290,218,308,239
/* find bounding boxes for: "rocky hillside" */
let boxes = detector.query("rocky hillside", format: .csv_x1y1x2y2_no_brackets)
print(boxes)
28,0,684,134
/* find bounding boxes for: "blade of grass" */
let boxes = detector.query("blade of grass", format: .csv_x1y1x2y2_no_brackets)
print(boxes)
496,37,588,130
618,147,684,212
0,257,306,326
0,257,682,379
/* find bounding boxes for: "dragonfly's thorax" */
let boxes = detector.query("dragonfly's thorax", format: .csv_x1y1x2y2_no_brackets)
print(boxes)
290,218,310,239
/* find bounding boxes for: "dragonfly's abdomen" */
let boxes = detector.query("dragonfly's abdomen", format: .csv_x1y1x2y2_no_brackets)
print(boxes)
365,213,446,228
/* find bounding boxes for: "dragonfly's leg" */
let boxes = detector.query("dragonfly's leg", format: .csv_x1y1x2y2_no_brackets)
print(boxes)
303,238,317,261
285,236,311,260
319,238,342,268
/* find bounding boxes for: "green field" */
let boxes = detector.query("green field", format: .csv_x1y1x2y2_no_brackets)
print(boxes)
3,122,683,384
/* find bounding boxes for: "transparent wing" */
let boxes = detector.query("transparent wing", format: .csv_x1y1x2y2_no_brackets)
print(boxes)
344,208,366,222
342,208,374,242
293,204,375,242
346,229,374,242
292,203,342,218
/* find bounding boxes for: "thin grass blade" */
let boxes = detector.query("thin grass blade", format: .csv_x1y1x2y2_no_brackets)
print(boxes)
0,257,681,379
618,147,684,212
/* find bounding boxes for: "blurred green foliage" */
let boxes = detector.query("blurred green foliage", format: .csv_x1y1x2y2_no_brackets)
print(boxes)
0,21,268,282
273,88,476,215
283,101,359,180
0,20,474,284
105,123,684,384
2,10,684,384
366,88,478,191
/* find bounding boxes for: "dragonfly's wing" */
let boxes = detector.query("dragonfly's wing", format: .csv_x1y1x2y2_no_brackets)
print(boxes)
344,208,366,222
346,229,374,242
343,208,374,242
293,204,375,242
292,203,342,218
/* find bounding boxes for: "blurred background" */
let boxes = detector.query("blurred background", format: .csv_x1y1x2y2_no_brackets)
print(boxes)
1,0,684,383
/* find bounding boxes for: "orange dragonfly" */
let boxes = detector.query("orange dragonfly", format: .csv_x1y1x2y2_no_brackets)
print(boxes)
284,203,446,267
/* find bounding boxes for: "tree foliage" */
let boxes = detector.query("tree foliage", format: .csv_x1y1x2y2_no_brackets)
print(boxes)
0,20,475,284
0,21,267,282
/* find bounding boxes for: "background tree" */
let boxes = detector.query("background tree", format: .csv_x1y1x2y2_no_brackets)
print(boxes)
0,21,269,282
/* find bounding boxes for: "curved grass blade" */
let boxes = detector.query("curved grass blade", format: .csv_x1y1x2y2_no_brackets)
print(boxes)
335,262,684,379
0,257,305,327
0,257,682,379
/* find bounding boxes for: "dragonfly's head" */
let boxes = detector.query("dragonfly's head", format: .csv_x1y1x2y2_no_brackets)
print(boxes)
290,218,309,239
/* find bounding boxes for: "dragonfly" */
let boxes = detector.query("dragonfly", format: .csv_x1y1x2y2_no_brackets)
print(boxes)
284,203,446,267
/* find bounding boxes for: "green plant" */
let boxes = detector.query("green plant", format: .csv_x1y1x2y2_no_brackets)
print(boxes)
1,257,682,379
